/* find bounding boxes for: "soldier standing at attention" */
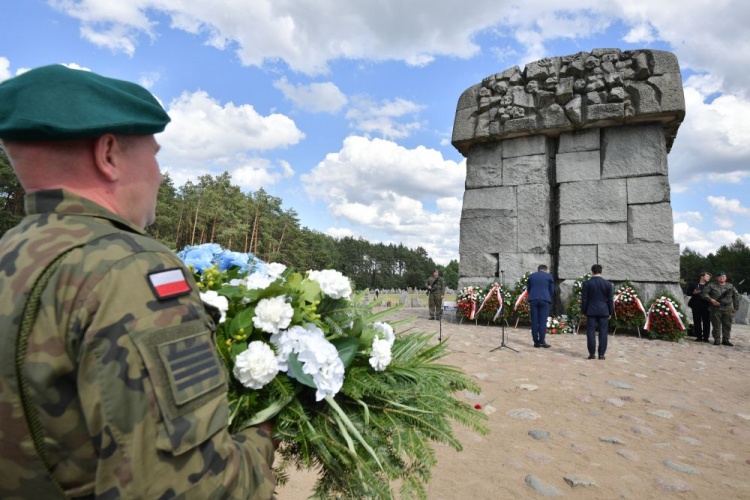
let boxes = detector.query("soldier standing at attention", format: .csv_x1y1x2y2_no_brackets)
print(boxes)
0,66,275,499
701,270,740,346
426,269,445,320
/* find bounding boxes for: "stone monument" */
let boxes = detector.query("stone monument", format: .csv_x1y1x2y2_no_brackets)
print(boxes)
451,48,685,310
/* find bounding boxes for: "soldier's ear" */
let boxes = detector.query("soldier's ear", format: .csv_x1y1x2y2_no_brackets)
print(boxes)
92,134,123,182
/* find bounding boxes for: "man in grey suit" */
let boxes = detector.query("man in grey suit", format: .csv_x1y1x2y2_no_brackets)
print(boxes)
581,264,614,360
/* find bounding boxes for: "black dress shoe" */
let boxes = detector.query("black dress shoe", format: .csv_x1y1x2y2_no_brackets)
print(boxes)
534,343,541,348
598,355,606,360
702,338,710,343
540,343,551,348
588,355,596,360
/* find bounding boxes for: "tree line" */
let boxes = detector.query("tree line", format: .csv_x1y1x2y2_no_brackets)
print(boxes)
0,147,458,290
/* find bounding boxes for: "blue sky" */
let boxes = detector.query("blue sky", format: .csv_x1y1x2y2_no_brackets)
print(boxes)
2,0,749,263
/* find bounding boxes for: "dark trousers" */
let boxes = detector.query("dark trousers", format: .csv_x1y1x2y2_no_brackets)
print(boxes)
586,315,609,357
691,307,710,340
529,300,550,344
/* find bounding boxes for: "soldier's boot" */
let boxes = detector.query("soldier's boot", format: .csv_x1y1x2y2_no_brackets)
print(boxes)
721,312,733,346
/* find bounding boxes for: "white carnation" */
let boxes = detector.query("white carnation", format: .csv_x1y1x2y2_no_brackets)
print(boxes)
266,263,287,279
233,341,280,389
270,323,325,371
296,335,345,401
307,269,352,299
243,272,275,290
253,296,294,334
369,337,392,372
200,290,229,323
373,321,395,347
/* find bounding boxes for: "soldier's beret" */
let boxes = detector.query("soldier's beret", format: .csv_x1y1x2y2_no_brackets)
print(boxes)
0,64,170,141
716,270,726,276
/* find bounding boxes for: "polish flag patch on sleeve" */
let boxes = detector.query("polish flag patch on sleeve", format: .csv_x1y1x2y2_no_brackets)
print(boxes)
148,268,192,300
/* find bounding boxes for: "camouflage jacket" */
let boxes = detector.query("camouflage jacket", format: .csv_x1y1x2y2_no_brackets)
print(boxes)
701,282,740,311
0,190,275,499
426,276,445,295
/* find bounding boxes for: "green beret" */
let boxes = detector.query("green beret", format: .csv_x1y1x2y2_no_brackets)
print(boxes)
0,64,170,141
716,270,726,276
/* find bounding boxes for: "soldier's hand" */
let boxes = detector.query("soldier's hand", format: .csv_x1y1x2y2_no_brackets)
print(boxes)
258,421,280,450
711,299,720,306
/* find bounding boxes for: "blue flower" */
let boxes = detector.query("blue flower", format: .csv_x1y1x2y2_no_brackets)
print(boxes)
217,250,251,272
181,247,214,273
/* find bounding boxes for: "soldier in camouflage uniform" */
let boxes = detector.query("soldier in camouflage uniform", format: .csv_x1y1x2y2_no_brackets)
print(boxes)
426,269,445,320
701,270,740,347
0,66,275,499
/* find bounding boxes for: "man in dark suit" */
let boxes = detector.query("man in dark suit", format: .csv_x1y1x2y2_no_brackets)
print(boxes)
581,264,614,360
527,264,555,348
687,271,711,342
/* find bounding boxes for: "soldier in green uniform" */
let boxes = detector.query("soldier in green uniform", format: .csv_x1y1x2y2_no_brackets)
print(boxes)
426,269,445,320
0,66,275,499
701,270,740,346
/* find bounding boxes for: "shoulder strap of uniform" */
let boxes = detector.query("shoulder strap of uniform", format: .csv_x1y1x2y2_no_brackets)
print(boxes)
15,249,76,497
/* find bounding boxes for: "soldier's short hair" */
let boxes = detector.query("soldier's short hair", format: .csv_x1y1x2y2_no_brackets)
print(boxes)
591,264,603,274
537,265,548,271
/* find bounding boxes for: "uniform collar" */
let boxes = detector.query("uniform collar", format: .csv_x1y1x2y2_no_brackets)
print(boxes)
24,189,146,235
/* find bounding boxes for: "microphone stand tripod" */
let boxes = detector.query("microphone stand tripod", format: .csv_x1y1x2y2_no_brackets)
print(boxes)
490,270,518,353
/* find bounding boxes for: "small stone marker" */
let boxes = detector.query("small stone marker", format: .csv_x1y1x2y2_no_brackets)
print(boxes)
507,408,541,420
563,474,598,488
647,409,674,419
655,477,692,492
528,430,551,441
525,474,562,497
606,380,634,390
663,459,699,475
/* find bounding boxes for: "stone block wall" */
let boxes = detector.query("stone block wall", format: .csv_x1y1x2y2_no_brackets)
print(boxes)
459,135,553,286
454,49,685,312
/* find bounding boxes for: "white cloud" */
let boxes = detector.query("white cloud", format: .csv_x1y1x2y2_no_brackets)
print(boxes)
712,216,735,229
623,22,656,43
346,96,424,139
706,171,750,184
51,0,506,74
674,222,750,255
231,158,294,191
159,90,304,165
326,227,355,238
139,71,161,89
709,229,744,246
673,211,703,223
43,0,750,98
673,222,715,255
156,90,303,190
61,62,91,71
273,77,348,113
0,57,10,81
706,196,750,216
302,136,465,263
668,84,750,185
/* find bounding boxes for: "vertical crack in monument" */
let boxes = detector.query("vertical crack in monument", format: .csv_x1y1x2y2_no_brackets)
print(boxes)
451,48,686,312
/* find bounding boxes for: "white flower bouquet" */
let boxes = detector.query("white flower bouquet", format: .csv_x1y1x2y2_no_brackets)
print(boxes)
546,315,572,334
179,244,488,498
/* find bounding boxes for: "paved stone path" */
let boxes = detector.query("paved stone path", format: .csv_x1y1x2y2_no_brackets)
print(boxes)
278,312,750,499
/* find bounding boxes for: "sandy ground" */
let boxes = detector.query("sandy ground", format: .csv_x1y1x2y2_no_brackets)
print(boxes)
276,308,750,499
